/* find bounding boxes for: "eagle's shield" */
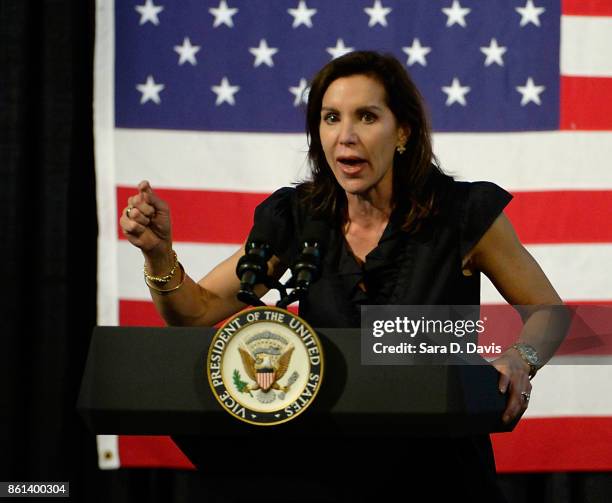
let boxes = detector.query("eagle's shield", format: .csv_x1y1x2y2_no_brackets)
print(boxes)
256,369,276,391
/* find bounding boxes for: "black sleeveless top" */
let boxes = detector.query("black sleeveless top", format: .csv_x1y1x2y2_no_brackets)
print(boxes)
253,173,513,501
256,174,512,327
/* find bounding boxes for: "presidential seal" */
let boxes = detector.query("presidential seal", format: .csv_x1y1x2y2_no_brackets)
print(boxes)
207,307,324,426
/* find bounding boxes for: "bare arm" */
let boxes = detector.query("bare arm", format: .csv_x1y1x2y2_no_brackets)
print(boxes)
466,212,566,360
464,213,569,423
119,181,286,327
149,246,284,327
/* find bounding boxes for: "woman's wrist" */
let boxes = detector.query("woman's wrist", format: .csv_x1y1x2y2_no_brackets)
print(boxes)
142,244,174,276
510,342,541,378
144,250,178,284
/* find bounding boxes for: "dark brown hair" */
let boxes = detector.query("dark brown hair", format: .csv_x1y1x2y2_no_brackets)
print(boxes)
298,50,444,231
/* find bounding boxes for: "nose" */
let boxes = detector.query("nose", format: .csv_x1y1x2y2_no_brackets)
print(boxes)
338,120,357,147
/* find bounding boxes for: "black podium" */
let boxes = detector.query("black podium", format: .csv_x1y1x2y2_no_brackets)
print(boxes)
78,326,512,471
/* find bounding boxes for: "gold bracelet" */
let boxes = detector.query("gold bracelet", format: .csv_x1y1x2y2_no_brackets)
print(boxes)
145,262,185,295
144,250,178,284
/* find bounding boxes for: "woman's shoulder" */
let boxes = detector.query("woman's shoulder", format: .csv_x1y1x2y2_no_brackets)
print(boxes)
436,175,513,258
252,187,300,260
254,186,297,218
454,179,511,201
431,172,511,214
433,171,509,201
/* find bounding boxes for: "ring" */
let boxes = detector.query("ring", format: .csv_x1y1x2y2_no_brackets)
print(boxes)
126,206,134,218
521,391,531,403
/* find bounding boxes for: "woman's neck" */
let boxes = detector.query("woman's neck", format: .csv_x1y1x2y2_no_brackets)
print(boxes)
345,190,392,233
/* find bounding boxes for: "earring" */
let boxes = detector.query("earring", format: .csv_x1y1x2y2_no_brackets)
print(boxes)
396,131,407,154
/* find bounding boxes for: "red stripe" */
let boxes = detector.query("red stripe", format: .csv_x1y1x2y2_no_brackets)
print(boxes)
119,300,299,327
560,76,612,131
562,0,612,16
120,299,166,326
506,190,612,244
120,301,612,357
115,418,612,471
482,303,612,356
117,186,268,244
119,187,612,245
493,417,612,472
118,436,194,469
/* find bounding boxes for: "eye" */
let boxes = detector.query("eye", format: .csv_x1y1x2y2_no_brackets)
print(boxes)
361,111,376,124
322,112,339,124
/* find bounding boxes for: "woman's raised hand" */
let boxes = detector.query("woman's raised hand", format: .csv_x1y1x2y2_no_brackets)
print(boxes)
120,180,172,256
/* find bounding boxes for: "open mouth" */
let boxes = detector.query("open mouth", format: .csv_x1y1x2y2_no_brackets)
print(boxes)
337,156,368,173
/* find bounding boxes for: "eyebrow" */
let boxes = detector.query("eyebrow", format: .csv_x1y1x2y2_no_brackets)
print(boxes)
320,105,384,113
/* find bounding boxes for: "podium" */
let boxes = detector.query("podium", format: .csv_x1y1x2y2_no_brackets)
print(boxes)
78,326,512,471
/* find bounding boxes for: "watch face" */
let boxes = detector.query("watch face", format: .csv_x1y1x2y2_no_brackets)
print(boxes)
524,349,538,364
517,344,539,365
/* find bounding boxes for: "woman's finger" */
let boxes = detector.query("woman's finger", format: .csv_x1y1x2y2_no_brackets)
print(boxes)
127,193,156,220
497,371,510,394
121,215,147,237
124,206,150,226
139,180,168,212
503,375,531,424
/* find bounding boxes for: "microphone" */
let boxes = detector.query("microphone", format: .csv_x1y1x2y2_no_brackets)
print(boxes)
235,191,294,306
293,219,327,293
236,224,274,307
277,218,328,308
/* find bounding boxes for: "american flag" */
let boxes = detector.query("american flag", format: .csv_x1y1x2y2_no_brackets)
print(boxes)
94,0,612,471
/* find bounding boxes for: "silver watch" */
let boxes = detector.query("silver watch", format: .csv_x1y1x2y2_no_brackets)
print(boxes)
511,343,540,378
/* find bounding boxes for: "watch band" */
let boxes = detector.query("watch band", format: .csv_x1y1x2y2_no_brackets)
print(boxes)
511,342,540,379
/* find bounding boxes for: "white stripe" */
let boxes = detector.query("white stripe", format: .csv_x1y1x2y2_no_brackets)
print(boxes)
118,240,287,306
119,241,612,303
95,0,121,472
525,359,612,417
482,243,612,303
118,241,241,301
96,434,120,470
115,129,612,192
115,129,310,192
561,15,612,77
434,131,612,190
95,0,118,326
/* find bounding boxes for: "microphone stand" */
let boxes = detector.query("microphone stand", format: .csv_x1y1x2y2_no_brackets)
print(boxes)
237,221,326,310
236,241,289,307
276,241,323,309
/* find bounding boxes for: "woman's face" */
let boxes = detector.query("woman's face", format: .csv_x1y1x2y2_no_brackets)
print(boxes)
319,74,406,198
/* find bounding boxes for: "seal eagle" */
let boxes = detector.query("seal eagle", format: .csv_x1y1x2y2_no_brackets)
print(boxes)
238,344,295,392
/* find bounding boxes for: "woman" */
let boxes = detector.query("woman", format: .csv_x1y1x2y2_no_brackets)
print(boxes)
120,51,564,500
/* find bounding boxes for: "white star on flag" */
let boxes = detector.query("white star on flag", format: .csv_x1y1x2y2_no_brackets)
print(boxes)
174,37,201,66
516,0,546,27
516,77,545,106
289,78,310,106
442,77,471,106
442,0,471,28
136,75,164,104
364,0,392,28
249,39,279,68
402,38,432,67
288,1,317,28
327,39,354,59
480,38,507,67
209,0,238,28
211,77,240,106
135,0,163,26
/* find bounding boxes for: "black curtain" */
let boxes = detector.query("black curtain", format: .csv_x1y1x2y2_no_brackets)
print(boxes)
1,1,611,501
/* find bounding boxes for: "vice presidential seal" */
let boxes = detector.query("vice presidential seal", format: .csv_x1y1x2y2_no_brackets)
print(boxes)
207,307,324,425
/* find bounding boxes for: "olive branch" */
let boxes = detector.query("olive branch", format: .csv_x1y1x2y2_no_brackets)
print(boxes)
232,369,253,396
